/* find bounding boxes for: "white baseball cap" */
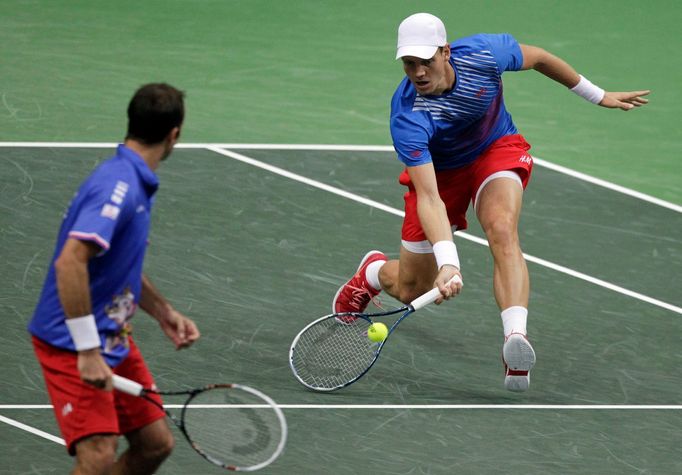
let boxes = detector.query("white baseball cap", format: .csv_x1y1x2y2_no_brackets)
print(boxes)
396,13,447,60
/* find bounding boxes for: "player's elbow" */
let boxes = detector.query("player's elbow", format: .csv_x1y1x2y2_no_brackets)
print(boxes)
54,251,75,278
520,44,549,70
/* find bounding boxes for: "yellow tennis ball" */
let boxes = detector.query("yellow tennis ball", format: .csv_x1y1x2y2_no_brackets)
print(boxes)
367,322,388,342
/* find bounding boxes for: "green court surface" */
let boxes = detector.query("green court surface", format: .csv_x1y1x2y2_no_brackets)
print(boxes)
1,0,681,474
1,145,681,474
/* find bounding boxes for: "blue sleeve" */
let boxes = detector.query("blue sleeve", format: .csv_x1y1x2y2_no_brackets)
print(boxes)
390,112,434,167
69,177,133,253
480,33,523,72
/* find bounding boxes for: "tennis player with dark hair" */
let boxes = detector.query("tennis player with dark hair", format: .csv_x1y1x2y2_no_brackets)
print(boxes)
333,13,649,392
29,83,200,474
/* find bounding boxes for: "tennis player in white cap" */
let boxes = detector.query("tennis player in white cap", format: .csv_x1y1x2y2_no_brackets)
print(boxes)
333,12,649,392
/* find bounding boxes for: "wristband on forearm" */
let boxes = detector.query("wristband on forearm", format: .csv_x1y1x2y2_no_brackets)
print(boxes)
65,314,101,351
570,74,605,105
433,240,460,270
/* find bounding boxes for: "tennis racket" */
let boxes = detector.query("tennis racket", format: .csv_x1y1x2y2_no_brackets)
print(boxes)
112,375,287,472
289,275,462,392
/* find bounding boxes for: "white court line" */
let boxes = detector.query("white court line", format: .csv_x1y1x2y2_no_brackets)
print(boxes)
1,404,680,410
2,403,678,447
0,141,679,213
0,142,120,148
266,404,682,410
532,157,682,213
0,414,65,445
207,146,682,315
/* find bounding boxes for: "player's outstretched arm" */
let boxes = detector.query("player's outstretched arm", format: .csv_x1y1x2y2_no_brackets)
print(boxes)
140,274,201,349
407,163,463,302
519,44,650,111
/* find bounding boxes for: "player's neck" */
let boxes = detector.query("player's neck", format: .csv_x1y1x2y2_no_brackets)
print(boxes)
124,139,165,171
443,63,456,93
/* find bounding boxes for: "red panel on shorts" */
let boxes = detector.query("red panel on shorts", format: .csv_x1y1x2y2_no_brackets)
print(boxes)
32,336,165,454
400,134,533,241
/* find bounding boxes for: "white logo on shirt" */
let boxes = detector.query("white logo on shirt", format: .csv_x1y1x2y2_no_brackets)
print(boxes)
62,402,73,416
110,181,129,205
136,205,146,213
519,154,532,165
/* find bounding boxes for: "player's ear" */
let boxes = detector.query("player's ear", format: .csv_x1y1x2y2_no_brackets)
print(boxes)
442,44,450,58
169,126,181,143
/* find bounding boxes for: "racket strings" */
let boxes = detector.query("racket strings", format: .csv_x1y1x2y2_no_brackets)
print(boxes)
182,388,284,469
291,316,380,390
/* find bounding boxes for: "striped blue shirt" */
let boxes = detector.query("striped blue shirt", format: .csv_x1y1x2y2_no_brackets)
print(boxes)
390,33,523,170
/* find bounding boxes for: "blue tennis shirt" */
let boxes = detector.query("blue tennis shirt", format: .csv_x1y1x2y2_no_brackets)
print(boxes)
29,144,158,366
390,33,523,171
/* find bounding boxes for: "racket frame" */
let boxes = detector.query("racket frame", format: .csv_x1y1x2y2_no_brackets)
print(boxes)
288,304,416,392
289,274,462,392
112,376,287,472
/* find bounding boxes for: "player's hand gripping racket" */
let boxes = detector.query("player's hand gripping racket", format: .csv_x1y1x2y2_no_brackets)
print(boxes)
112,375,287,472
289,275,462,391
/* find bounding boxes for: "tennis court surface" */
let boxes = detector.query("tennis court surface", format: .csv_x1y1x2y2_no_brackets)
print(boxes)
1,143,680,474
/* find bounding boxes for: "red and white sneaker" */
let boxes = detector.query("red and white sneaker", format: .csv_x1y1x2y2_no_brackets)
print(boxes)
503,333,536,392
332,250,386,320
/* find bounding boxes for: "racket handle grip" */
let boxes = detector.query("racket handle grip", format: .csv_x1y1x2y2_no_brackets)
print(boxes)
112,375,144,396
410,275,462,311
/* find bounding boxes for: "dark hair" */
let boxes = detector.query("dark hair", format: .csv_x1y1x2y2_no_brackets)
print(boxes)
126,83,185,144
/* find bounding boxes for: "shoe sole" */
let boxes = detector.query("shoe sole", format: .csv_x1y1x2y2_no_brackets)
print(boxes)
331,250,384,314
503,334,536,392
505,373,530,392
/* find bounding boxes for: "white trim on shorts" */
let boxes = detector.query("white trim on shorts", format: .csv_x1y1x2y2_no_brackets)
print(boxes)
401,171,523,254
473,170,522,213
401,227,456,254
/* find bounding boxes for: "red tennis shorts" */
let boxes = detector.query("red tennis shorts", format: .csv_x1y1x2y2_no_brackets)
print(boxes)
32,335,165,455
400,134,533,242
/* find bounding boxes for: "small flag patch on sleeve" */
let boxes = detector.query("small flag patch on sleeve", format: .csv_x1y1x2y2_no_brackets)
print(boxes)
100,204,120,220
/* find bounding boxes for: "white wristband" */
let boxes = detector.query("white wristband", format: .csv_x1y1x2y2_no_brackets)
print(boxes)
65,314,101,351
570,75,605,105
432,240,460,270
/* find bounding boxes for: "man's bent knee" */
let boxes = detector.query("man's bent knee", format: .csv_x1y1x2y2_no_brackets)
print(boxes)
127,420,175,465
398,246,439,303
74,434,118,474
398,284,431,304
483,216,518,248
148,431,174,462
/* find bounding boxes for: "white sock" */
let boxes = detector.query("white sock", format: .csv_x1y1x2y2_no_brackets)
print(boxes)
365,260,386,291
501,306,528,337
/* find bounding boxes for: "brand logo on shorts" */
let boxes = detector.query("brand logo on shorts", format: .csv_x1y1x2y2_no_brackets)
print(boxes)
519,154,532,165
62,402,73,417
